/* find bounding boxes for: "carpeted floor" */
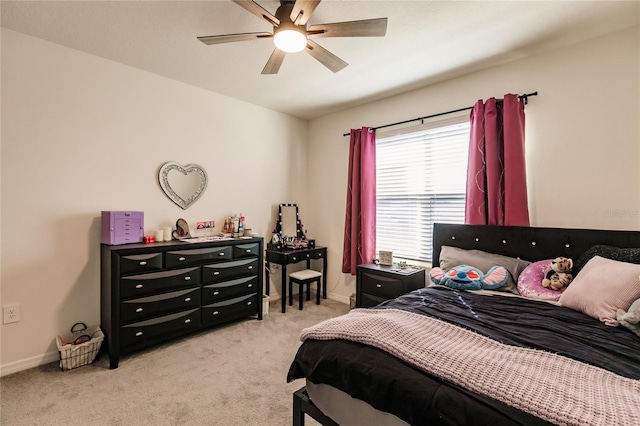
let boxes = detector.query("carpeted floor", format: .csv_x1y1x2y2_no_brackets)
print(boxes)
0,298,350,426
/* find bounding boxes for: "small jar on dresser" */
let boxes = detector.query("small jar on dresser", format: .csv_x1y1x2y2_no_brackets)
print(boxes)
356,263,425,308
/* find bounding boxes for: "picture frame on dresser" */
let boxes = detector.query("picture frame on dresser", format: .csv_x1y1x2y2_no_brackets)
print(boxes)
100,237,263,369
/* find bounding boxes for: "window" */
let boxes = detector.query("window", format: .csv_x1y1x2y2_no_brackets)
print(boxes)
376,116,470,263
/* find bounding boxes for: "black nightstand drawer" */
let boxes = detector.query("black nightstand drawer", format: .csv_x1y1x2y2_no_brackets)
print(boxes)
360,292,387,308
360,272,404,298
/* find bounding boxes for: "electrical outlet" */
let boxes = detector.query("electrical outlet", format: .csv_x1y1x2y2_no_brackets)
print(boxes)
3,303,20,324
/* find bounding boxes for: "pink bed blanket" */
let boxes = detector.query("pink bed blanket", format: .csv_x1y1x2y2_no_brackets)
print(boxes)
301,308,640,426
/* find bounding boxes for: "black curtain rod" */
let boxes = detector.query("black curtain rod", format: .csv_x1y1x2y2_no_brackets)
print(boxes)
343,91,538,137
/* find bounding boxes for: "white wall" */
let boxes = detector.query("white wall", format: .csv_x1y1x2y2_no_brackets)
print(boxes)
307,27,640,303
0,29,308,374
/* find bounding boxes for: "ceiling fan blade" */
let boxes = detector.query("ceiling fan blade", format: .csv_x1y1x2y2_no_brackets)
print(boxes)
305,39,348,73
290,0,321,26
232,0,280,26
262,48,286,74
198,32,272,45
308,17,388,38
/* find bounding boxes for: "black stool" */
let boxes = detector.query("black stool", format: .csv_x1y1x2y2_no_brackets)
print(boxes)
288,269,322,310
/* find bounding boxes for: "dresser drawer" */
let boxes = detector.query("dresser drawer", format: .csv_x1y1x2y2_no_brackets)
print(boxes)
120,287,201,324
233,243,260,259
120,253,164,275
202,293,258,325
120,308,200,349
360,271,404,298
202,258,259,283
165,246,232,268
121,267,201,299
202,276,258,304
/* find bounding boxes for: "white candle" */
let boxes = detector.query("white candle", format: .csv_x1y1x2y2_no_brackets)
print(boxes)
164,227,172,241
154,230,164,242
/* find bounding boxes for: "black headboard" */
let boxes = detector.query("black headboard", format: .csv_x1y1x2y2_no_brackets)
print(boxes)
432,223,640,266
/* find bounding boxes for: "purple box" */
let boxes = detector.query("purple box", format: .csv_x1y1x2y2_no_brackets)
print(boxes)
101,211,144,245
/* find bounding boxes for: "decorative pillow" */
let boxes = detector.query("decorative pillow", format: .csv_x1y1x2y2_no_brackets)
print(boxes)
429,265,508,291
574,245,640,276
517,259,565,301
558,256,640,326
438,246,531,294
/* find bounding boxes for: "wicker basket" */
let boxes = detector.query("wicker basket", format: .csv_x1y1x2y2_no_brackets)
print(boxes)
56,323,104,370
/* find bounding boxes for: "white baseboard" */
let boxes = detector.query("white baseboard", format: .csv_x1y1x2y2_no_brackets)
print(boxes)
268,291,350,305
1,351,59,377
326,292,350,305
2,293,351,377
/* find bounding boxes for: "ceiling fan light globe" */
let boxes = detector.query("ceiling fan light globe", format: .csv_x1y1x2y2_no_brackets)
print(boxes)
274,29,307,53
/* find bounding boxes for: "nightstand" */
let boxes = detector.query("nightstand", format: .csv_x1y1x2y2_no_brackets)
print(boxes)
356,264,426,308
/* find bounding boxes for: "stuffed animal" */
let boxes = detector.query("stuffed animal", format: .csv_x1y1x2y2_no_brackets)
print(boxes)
541,257,573,291
616,298,640,337
430,264,508,291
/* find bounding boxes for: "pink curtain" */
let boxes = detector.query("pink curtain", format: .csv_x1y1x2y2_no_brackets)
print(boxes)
342,127,376,275
465,94,530,226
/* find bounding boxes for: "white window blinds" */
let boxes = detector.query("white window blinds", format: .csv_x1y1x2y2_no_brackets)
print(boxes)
376,117,470,262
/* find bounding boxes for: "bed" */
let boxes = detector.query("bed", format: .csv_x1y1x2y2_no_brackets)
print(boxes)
287,223,640,426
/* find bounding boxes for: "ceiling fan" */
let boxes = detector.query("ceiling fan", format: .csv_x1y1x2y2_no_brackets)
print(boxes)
197,0,388,74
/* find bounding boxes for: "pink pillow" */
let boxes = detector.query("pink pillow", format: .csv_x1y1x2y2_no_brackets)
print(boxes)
559,256,640,326
517,259,564,301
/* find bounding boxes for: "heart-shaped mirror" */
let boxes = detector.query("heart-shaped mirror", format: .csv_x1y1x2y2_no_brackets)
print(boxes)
158,162,208,209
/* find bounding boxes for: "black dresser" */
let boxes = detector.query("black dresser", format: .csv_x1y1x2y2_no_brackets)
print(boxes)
356,263,425,308
101,237,263,369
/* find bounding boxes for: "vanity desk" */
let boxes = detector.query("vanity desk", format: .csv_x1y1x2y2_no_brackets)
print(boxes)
265,246,327,313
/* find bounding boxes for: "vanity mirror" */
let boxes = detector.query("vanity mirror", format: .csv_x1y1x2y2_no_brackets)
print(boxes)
158,162,208,210
278,203,302,241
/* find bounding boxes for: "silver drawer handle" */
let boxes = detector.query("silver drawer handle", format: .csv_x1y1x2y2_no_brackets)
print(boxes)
247,302,252,305
245,249,251,253
306,254,310,258
213,311,219,315
248,284,252,288
218,252,225,256
139,261,147,266
185,297,191,302
179,257,186,261
135,332,143,337
247,266,253,270
213,271,220,275
135,284,143,289
135,308,143,313
213,291,220,295
292,257,297,261
184,276,191,281
184,319,191,324
318,253,323,257
376,284,382,288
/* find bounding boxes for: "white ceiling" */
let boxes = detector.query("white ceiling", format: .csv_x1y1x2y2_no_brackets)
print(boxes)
2,1,638,120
